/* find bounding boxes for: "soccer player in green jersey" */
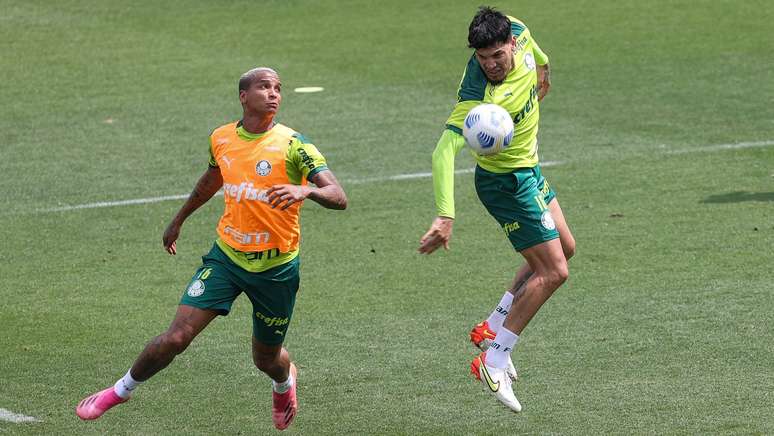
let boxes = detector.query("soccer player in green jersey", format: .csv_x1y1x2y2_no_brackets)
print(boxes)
76,67,347,430
419,7,576,412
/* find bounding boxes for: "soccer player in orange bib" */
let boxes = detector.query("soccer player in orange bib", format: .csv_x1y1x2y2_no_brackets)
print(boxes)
76,67,347,430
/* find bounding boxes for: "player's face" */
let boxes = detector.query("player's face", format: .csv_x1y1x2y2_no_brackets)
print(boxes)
240,72,282,114
474,37,516,83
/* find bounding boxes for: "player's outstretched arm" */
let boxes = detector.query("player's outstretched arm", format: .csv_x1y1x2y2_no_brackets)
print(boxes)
418,130,465,254
163,166,224,255
267,170,347,211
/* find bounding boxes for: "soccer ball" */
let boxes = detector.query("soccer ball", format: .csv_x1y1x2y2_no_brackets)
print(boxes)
462,104,514,155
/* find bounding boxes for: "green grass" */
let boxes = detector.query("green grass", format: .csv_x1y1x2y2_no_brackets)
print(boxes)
1,0,773,434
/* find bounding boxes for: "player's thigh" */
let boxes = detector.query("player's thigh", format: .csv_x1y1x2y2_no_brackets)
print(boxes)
547,198,576,259
241,257,300,346
165,305,220,340
520,237,567,279
533,164,575,259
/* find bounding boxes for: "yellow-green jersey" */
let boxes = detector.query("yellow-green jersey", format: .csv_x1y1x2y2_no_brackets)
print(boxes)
208,122,328,272
433,16,549,218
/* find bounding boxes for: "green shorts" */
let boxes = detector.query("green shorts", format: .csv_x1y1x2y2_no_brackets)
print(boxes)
180,243,299,345
474,165,559,251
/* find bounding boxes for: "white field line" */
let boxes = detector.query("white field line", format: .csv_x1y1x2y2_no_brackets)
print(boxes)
45,193,191,213
345,160,561,184
40,161,562,213
33,136,774,214
0,408,41,423
665,140,774,154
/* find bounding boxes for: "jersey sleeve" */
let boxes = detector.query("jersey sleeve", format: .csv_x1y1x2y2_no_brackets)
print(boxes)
286,134,328,185
510,16,549,65
531,39,549,65
432,129,467,218
445,56,488,133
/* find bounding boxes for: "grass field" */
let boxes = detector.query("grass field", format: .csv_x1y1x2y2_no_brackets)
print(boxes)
1,0,773,434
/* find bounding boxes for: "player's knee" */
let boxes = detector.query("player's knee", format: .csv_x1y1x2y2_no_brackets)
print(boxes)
552,263,569,288
562,237,576,260
252,350,281,373
538,262,568,292
160,329,195,355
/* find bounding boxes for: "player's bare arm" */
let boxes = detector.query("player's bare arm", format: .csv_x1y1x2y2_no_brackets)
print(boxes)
418,216,454,254
267,170,347,211
537,63,550,101
163,166,224,254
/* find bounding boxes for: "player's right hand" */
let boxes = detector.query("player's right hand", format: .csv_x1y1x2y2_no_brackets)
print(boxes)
536,64,551,101
162,221,181,255
418,216,454,254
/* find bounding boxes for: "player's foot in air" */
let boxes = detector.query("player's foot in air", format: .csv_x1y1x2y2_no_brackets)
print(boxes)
76,387,129,420
471,352,522,412
272,362,298,430
469,320,497,351
470,321,518,380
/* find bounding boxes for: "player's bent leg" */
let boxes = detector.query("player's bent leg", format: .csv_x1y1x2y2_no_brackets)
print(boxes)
470,264,532,349
252,338,298,430
252,338,291,381
472,200,573,347
130,305,219,381
76,305,218,421
503,238,568,335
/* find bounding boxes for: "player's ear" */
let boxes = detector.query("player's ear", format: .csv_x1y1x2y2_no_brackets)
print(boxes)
238,89,247,104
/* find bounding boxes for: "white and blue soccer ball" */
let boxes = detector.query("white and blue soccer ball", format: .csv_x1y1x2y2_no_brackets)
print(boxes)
462,103,514,155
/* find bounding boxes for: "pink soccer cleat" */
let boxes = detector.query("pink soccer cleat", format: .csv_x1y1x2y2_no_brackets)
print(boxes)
272,363,298,430
76,387,128,420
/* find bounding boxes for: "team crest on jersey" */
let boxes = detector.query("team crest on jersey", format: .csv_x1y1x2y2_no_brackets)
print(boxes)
524,52,536,71
541,210,556,230
187,280,205,297
255,160,272,176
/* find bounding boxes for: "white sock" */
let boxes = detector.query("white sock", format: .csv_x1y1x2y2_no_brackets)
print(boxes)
485,327,519,369
486,291,514,333
114,369,141,399
272,374,294,394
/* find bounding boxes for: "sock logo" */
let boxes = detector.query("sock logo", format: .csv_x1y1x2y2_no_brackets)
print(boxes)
490,341,513,354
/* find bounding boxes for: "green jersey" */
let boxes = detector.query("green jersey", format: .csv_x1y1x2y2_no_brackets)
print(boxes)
432,16,549,218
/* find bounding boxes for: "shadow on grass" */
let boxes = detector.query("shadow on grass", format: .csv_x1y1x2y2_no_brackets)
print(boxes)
702,191,774,204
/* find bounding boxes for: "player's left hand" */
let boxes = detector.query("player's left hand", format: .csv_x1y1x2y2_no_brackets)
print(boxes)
536,64,551,101
267,184,310,210
162,220,182,255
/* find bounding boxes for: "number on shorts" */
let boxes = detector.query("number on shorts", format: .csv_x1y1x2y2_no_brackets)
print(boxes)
198,267,213,280
534,195,548,211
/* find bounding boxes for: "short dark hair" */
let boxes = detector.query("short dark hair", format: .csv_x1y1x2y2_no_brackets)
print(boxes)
238,67,278,92
238,73,253,92
467,6,511,49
